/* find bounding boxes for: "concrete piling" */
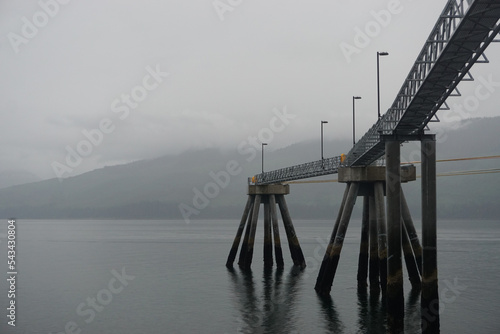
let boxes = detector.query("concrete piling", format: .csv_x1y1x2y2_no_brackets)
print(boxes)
269,195,284,268
238,200,255,266
315,182,359,295
227,195,253,267
277,194,306,268
230,162,427,331
326,184,350,251
228,137,434,332
385,139,404,333
230,184,305,269
263,199,273,267
421,137,440,333
357,195,370,288
315,184,350,294
374,182,387,293
402,190,423,274
315,165,419,300
368,193,380,293
402,223,421,288
241,194,261,269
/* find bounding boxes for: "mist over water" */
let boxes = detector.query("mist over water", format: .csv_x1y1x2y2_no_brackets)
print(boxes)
0,219,498,333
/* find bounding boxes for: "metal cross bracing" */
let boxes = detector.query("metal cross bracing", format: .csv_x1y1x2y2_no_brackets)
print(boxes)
253,156,343,185
348,0,500,167
254,0,500,185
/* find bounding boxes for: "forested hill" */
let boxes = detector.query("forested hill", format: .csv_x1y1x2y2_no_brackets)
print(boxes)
0,117,499,220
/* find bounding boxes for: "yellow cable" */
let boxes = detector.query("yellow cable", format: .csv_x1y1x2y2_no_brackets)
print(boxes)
285,168,500,184
284,156,500,184
406,155,500,164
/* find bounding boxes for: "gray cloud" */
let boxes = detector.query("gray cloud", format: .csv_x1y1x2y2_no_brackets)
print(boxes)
1,0,499,181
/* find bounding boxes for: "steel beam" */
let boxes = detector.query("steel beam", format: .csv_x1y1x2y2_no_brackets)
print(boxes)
253,0,500,186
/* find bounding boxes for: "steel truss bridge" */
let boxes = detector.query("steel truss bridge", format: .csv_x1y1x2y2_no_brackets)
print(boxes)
254,0,500,185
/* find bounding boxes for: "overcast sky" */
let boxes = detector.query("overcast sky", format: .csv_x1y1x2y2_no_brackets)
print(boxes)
1,0,500,181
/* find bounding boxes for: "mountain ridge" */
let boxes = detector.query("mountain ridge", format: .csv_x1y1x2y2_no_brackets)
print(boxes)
1,117,499,220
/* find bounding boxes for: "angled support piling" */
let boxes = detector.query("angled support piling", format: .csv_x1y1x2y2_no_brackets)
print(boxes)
238,199,255,266
316,165,418,299
226,196,253,267
315,182,359,295
269,195,284,268
402,190,423,275
277,194,306,268
228,184,305,270
402,222,421,288
315,183,350,293
241,195,261,269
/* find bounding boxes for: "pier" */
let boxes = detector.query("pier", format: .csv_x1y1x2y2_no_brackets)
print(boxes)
227,0,500,333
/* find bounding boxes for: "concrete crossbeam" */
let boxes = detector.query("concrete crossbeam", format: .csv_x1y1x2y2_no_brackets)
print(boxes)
338,165,416,183
248,184,290,195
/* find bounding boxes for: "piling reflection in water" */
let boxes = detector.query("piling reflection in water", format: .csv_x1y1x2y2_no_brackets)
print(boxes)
405,287,423,333
227,266,306,333
317,292,344,333
227,266,345,333
228,266,429,333
356,286,386,333
356,286,425,333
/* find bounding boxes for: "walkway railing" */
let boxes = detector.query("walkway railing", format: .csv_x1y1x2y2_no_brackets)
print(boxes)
254,0,500,185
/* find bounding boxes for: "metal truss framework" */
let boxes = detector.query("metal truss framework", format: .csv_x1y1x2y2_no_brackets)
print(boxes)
255,0,500,185
254,156,343,185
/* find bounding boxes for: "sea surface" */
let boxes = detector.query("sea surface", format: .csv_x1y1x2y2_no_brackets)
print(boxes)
0,219,499,333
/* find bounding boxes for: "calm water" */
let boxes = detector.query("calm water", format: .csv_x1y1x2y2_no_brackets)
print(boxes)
0,219,499,333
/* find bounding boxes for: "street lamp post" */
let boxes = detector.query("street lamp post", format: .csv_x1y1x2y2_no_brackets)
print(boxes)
261,143,267,174
353,96,362,146
321,121,328,160
377,51,389,119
